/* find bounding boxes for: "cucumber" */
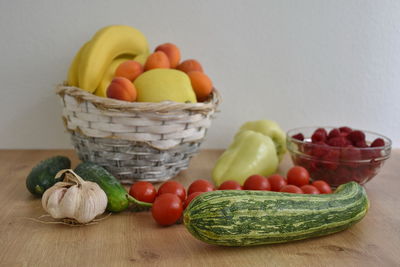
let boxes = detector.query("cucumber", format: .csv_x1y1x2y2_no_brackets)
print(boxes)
74,162,151,212
183,182,369,246
26,156,71,196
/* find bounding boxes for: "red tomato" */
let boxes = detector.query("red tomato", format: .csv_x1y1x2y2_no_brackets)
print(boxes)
151,193,183,226
183,192,203,209
187,179,214,195
157,181,186,202
280,185,303,194
312,180,332,194
300,185,320,194
243,175,271,190
287,166,310,187
129,181,157,203
267,174,287,192
218,180,242,190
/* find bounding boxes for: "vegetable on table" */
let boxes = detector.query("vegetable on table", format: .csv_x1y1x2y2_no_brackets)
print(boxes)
42,169,107,224
74,162,151,212
183,182,369,246
26,156,71,196
152,193,183,226
212,129,279,187
238,120,286,161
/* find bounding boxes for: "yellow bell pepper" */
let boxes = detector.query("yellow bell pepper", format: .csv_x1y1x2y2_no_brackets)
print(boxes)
212,130,279,186
238,120,286,161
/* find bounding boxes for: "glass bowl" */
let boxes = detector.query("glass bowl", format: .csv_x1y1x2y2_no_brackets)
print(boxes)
286,127,391,187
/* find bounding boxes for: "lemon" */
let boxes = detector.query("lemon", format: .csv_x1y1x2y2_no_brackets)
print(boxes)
134,69,197,103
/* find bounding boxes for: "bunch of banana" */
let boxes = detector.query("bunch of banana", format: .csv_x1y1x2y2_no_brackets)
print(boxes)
94,54,149,97
67,25,149,93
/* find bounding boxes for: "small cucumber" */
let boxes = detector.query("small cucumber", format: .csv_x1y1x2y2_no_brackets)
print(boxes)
74,162,151,212
26,156,71,196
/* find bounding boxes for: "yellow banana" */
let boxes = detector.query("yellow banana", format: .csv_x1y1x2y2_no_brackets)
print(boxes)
78,25,149,93
94,55,134,97
132,52,149,65
67,41,90,87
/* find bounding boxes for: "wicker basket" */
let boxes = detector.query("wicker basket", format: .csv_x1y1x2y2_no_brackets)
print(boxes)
58,85,220,184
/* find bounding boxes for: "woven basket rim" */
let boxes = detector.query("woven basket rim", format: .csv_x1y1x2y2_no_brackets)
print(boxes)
57,84,221,113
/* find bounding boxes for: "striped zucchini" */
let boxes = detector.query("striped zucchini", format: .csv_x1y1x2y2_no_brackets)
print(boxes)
183,182,369,246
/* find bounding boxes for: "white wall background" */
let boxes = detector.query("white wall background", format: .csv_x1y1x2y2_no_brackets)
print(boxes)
0,0,399,149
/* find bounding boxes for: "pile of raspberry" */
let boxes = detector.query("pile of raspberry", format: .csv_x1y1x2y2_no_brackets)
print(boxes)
290,127,385,186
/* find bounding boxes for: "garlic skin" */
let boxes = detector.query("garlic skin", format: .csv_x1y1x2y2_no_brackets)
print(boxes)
42,169,108,224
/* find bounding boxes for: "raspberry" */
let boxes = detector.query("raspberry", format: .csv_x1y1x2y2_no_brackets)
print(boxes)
322,150,340,170
310,160,324,171
328,128,341,140
311,142,330,157
355,140,368,148
311,128,327,143
339,127,352,134
347,130,366,144
292,133,304,141
327,137,351,147
371,138,385,147
341,146,361,161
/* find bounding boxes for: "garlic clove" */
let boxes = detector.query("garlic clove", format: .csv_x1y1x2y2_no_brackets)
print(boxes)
44,187,69,219
74,183,108,223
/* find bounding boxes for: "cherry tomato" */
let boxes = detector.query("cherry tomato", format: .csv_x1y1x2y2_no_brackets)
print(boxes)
129,181,157,203
300,185,320,194
312,180,332,194
287,166,310,187
183,192,203,209
267,174,287,192
157,181,186,202
218,180,242,190
280,185,303,194
243,175,271,190
187,179,214,195
151,193,183,226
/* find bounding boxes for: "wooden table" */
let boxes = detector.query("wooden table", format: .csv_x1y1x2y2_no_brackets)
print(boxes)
0,150,399,266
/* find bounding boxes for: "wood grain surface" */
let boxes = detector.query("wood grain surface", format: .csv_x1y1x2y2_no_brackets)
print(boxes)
0,149,399,267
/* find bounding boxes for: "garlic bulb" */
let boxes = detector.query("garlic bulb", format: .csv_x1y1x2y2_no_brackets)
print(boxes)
42,169,108,224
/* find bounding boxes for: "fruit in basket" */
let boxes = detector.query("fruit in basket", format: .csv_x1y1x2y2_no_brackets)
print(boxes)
131,52,149,65
134,69,197,103
115,60,143,81
106,77,137,102
187,71,213,101
212,130,279,186
177,59,204,73
77,25,149,93
26,156,71,197
67,41,90,87
155,43,181,68
144,51,170,71
183,182,369,246
94,56,134,97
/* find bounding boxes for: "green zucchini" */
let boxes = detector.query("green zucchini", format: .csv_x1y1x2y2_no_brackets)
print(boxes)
183,182,369,246
74,162,151,212
26,156,71,196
